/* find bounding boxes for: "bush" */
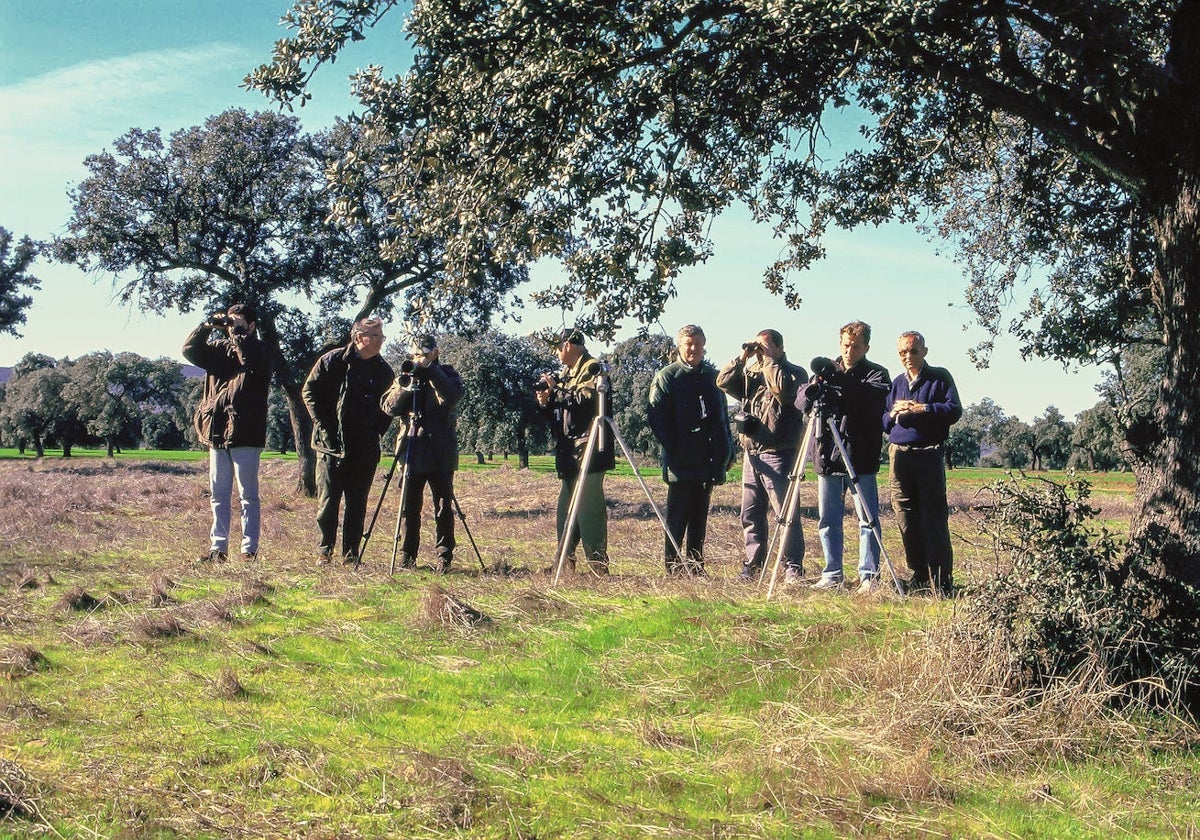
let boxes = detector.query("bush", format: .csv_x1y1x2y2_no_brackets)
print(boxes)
956,473,1200,712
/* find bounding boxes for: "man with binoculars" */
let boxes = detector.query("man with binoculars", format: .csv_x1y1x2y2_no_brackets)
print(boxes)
182,303,272,563
380,334,464,572
717,329,807,583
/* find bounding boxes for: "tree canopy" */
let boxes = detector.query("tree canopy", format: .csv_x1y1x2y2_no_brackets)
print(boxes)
0,226,40,337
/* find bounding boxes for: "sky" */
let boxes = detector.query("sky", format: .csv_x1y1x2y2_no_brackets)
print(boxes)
0,0,1105,421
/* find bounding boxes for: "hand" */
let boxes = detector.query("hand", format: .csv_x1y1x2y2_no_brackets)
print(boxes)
740,341,762,363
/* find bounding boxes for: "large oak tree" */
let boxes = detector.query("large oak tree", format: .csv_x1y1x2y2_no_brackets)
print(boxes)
54,108,525,493
248,0,1200,698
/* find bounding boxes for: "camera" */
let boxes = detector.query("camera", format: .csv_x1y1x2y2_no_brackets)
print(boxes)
399,358,417,376
732,407,761,435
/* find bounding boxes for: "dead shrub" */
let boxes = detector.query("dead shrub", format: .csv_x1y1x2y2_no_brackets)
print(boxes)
0,646,48,678
212,667,248,699
65,617,117,647
14,569,38,590
132,612,187,640
57,587,102,612
421,585,491,629
511,588,574,619
0,758,37,820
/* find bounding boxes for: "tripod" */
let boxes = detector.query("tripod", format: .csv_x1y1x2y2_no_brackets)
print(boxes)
358,418,408,566
763,393,904,599
552,366,685,585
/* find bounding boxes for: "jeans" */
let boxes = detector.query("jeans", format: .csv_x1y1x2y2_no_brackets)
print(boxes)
741,449,804,572
889,444,953,591
816,472,880,580
208,446,262,555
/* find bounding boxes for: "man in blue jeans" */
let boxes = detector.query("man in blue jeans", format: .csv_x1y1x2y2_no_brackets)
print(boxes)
182,303,272,562
796,321,890,594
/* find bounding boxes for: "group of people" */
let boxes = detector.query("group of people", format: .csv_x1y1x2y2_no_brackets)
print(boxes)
183,306,962,596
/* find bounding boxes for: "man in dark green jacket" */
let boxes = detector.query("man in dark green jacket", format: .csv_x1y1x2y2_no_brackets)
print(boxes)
302,318,395,565
182,303,271,563
648,324,731,576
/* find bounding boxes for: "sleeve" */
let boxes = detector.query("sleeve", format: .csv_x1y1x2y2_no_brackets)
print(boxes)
302,354,339,452
760,359,802,405
427,364,464,410
882,381,900,435
928,372,963,426
647,368,674,452
715,358,746,400
230,332,270,374
181,323,220,370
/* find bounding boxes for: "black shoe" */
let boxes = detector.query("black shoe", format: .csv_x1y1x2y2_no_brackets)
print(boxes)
342,551,360,566
399,555,417,570
198,550,228,564
241,551,257,562
736,566,760,583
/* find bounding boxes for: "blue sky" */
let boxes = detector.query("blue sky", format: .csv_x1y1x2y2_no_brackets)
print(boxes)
0,1,1104,421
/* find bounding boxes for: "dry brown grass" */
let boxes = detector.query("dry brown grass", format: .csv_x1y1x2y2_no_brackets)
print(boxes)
0,644,47,678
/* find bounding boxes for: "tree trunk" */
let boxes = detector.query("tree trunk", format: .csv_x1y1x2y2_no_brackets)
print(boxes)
475,451,485,464
280,377,317,497
517,437,529,470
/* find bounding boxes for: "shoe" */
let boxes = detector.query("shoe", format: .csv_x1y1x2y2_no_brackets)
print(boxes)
241,551,257,561
855,577,878,595
317,549,333,566
435,556,451,575
810,575,844,591
736,566,760,583
587,561,610,576
198,550,228,564
399,555,416,570
905,577,932,596
342,551,360,566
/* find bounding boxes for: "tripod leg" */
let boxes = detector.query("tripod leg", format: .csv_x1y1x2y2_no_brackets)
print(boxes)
389,461,411,575
359,451,400,563
763,412,816,599
825,416,904,597
554,418,602,585
601,417,685,572
450,492,487,572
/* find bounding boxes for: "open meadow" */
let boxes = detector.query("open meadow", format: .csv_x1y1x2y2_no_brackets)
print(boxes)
1,454,1197,838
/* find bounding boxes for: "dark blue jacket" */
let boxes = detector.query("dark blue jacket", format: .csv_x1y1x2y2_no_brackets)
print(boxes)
882,364,962,446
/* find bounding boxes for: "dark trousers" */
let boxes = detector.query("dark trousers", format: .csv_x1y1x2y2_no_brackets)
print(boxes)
664,480,712,573
400,470,456,561
316,449,380,558
888,444,954,592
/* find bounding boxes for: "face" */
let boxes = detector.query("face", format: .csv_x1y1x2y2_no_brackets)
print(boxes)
557,340,582,367
840,330,868,369
353,325,385,359
896,334,928,375
411,346,437,367
756,331,783,361
678,333,705,366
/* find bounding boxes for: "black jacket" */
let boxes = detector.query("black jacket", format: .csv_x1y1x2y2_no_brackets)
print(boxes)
647,360,731,484
795,357,890,475
182,323,272,449
380,362,464,474
302,345,395,457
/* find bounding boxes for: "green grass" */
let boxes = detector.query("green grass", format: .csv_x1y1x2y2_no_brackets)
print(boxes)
0,458,1184,838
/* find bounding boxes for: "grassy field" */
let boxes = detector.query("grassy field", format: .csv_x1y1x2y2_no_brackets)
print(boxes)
1,454,1193,838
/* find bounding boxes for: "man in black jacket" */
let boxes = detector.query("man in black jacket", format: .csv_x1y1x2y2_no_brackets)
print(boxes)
182,303,272,563
302,317,395,565
796,321,890,594
648,324,731,576
380,334,464,573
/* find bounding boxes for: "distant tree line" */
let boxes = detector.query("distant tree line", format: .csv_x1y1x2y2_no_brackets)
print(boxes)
0,333,1147,473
